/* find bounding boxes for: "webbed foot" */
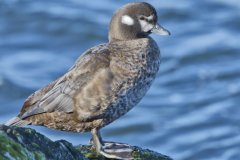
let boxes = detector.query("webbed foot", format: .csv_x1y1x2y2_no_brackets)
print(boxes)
91,129,133,160
100,141,133,159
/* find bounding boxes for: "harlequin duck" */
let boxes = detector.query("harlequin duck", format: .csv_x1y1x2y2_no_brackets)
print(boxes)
6,2,170,159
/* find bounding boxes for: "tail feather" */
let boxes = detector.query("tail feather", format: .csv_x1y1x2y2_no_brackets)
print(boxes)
5,117,30,127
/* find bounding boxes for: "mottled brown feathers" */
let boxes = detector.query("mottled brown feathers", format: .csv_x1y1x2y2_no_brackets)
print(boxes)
15,38,159,132
6,2,162,134
27,112,104,132
19,78,59,117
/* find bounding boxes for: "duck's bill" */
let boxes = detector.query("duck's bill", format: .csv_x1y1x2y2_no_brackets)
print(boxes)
151,23,171,36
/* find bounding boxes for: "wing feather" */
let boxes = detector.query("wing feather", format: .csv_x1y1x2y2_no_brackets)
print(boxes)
20,44,112,120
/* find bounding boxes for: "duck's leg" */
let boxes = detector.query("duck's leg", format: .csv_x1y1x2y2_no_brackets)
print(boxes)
91,128,133,160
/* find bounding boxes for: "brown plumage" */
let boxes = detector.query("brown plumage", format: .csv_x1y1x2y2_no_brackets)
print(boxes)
5,2,170,159
7,39,160,132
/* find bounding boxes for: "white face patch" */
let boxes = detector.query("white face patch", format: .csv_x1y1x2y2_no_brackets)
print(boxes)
146,15,154,21
139,20,154,32
121,15,134,26
139,14,155,32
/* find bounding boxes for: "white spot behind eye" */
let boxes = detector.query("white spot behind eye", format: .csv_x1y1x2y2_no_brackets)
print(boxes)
121,15,134,26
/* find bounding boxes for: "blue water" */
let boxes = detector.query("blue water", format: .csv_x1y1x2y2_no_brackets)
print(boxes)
1,0,240,159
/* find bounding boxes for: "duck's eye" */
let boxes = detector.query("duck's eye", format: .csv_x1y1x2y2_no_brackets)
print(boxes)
139,16,145,20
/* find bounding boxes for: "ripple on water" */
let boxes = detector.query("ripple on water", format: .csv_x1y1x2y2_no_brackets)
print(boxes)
0,51,72,89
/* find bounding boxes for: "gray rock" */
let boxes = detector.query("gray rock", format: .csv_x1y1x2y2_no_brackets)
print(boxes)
0,125,172,160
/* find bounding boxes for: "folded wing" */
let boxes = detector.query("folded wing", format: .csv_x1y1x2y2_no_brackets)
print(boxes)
19,44,113,122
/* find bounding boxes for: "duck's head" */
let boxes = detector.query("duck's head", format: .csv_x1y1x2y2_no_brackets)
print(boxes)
109,2,170,42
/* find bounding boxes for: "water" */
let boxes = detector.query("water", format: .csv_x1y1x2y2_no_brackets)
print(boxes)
0,0,240,159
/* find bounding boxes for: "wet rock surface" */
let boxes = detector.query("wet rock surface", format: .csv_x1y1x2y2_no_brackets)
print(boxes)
0,125,172,160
